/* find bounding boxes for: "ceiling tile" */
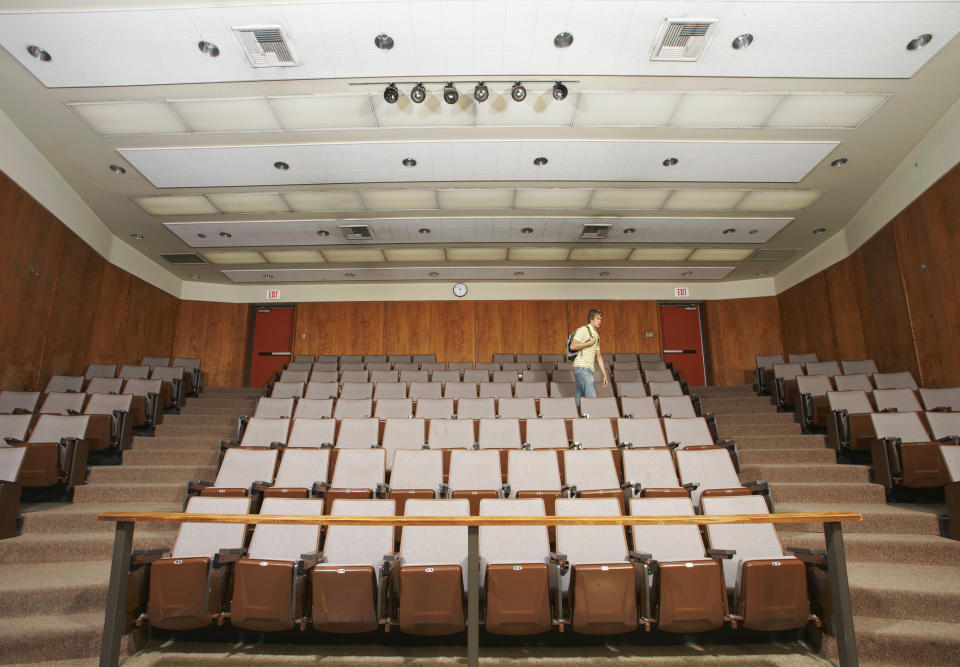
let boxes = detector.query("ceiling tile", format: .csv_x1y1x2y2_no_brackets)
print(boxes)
282,190,365,212
671,93,784,128
688,248,754,261
201,250,267,264
437,189,515,209
568,248,632,261
628,248,693,261
70,101,186,135
573,92,681,127
508,247,571,261
477,89,577,127
515,189,592,209
588,189,671,210
135,195,218,216
445,248,508,261
766,93,890,129
373,88,476,127
360,189,438,210
738,190,823,211
170,98,281,133
383,248,446,262
322,248,386,263
269,94,377,130
664,190,746,211
206,193,290,214
261,250,326,263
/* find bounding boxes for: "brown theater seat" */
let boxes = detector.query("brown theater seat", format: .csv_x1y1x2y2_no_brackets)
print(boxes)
869,412,950,490
0,446,26,539
21,415,95,490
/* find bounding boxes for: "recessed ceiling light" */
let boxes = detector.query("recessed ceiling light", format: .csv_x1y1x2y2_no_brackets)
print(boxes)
197,40,219,57
756,271,769,276
130,233,144,240
442,83,459,105
317,230,330,237
418,227,431,234
554,32,574,48
474,83,489,103
262,250,326,264
109,164,126,175
533,157,548,166
190,273,200,280
197,233,207,238
722,228,736,235
552,82,568,101
374,34,395,50
599,271,610,277
681,271,693,277
411,83,426,104
907,34,932,51
262,273,274,279
383,84,399,104
514,271,525,276
219,231,232,238
521,227,534,234
731,33,753,50
662,157,679,167
813,227,827,235
511,82,527,102
274,161,290,171
830,157,848,167
429,271,440,277
748,229,759,235
344,272,356,278
623,228,636,234
402,158,417,167
26,45,51,62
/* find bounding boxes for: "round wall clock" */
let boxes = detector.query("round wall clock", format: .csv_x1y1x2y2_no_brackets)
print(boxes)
452,282,468,297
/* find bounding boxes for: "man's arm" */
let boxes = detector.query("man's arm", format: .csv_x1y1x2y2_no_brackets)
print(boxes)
569,327,596,351
596,344,609,387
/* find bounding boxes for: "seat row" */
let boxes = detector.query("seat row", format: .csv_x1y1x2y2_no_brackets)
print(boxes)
277,366,677,386
755,353,881,397
291,352,662,364
797,384,958,431
0,413,99,490
44,366,188,408
84,356,202,393
269,379,688,403
1,382,169,426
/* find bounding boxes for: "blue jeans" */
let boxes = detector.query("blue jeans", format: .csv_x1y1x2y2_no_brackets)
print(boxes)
573,367,596,409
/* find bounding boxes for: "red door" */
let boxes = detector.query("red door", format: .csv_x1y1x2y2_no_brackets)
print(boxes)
659,303,707,387
248,306,295,388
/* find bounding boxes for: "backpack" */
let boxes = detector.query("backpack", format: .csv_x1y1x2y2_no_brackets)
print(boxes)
565,325,590,362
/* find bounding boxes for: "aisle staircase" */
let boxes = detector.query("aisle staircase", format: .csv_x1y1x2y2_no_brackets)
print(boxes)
696,384,960,666
0,387,260,665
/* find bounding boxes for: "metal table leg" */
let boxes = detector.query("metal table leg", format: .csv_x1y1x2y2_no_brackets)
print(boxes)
100,521,134,667
824,521,858,667
467,524,479,667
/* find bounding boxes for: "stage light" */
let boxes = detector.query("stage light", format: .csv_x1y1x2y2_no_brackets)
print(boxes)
410,83,426,104
383,83,399,104
552,81,568,101
511,82,527,102
474,82,489,103
443,83,459,105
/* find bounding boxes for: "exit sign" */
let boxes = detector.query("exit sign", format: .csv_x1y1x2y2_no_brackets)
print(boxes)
266,289,281,301
674,287,689,298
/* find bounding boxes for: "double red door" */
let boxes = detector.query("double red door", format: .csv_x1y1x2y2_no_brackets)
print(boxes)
248,306,294,387
659,303,707,387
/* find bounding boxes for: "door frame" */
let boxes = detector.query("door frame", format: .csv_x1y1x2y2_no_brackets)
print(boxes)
657,301,710,387
245,303,296,387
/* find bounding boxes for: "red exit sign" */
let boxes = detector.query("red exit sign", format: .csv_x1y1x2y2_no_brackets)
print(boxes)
674,287,689,298
266,289,281,301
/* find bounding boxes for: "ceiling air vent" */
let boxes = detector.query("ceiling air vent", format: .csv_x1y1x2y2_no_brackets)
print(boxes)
651,18,718,62
160,253,207,264
750,248,799,261
233,25,298,67
340,224,374,240
579,223,613,240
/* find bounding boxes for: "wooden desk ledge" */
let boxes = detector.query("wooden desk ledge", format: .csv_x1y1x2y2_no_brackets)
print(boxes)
98,511,862,527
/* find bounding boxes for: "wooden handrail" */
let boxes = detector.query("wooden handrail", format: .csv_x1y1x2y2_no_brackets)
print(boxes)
98,510,862,526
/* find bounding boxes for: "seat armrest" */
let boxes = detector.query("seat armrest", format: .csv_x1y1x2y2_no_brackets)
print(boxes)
251,480,274,494
213,547,246,567
880,407,898,413
548,552,569,576
376,482,389,498
937,435,960,444
66,409,81,416
312,481,331,497
682,482,699,491
786,547,826,565
3,437,23,445
501,483,511,497
667,440,680,450
11,408,30,415
561,483,578,497
706,548,735,559
628,550,652,563
619,441,633,449
298,550,323,574
931,405,952,413
130,548,168,569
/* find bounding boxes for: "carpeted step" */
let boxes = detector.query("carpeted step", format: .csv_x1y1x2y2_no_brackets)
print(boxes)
731,434,828,450
153,424,235,438
196,387,262,397
853,616,960,666
773,503,941,535
0,612,102,663
157,415,237,427
780,532,960,568
738,448,837,465
73,483,186,505
122,450,220,466
0,531,171,565
88,464,218,485
183,398,257,408
700,396,777,413
739,464,870,484
718,423,802,437
846,563,960,624
690,384,754,397
770,482,886,505
130,436,225,451
178,406,254,416
21,503,180,535
0,561,110,618
714,412,798,426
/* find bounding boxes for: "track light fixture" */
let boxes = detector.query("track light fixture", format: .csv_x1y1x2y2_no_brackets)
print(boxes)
511,81,527,102
473,82,489,103
442,83,459,105
410,82,426,104
383,83,399,104
552,81,568,101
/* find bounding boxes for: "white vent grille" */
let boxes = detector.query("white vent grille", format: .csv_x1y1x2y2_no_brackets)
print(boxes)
233,25,297,67
579,224,612,239
651,18,718,62
340,224,374,240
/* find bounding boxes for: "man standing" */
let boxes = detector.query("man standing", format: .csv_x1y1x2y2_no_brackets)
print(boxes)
569,308,609,409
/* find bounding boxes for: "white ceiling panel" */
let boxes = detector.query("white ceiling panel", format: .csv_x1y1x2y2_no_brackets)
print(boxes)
383,248,446,262
766,93,891,129
688,248,754,261
322,248,386,262
282,190,365,212
670,93,784,128
437,189,515,209
628,248,694,261
4,2,957,89
568,248,633,261
201,250,266,264
573,92,682,127
508,247,571,261
588,189,672,210
222,264,735,283
206,192,290,213
70,101,187,136
738,190,823,211
269,94,378,130
120,140,839,188
261,249,326,263
170,98,281,133
373,90,477,127
664,189,747,211
135,195,218,216
360,189,439,210
445,248,508,261
476,90,578,127
515,189,592,209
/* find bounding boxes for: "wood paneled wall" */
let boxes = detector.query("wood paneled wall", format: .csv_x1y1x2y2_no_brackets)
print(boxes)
779,161,960,386
172,301,249,387
703,297,783,386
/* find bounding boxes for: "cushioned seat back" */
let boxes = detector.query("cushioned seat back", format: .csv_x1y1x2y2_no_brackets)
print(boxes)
620,397,658,419
40,392,86,415
0,446,26,483
427,419,474,449
630,497,704,562
0,414,33,442
563,450,619,491
873,372,918,390
919,387,960,412
85,363,117,379
478,418,521,449
0,391,40,414
373,383,406,400
507,450,561,494
457,398,495,419
333,399,373,419
271,382,304,399
382,418,426,469
656,396,697,419
795,374,833,398
44,375,84,392
273,449,329,488
254,398,295,419
623,448,679,490
833,374,873,392
925,412,960,441
805,361,841,377
513,382,547,399
213,448,278,488
374,398,413,419
444,383,478,399
84,393,133,414
293,398,333,419
28,414,90,442
286,418,335,448
841,359,878,375
339,383,373,400
663,417,714,448
240,418,289,447
335,418,378,448
617,418,666,447
524,419,568,449
702,494,786,593
788,353,818,364
304,382,338,399
571,418,615,449
389,449,441,490
772,363,803,381
329,449,385,489
248,497,324,560
497,398,537,419
414,398,453,418
86,378,123,395
123,379,162,397
172,496,250,558
539,397,577,418
648,381,683,397
448,450,501,491
870,412,931,444
872,388,922,413
826,390,873,414
579,397,619,418
676,448,740,507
